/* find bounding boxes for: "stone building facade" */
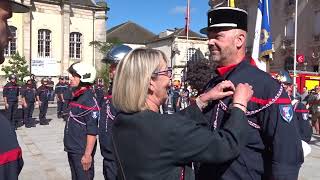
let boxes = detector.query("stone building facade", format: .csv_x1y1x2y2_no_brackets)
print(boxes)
1,0,107,83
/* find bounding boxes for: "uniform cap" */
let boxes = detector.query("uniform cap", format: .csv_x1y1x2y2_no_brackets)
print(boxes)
200,7,248,34
9,74,17,80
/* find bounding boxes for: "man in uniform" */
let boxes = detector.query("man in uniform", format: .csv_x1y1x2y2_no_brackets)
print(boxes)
3,74,20,129
55,76,66,118
62,76,73,121
21,77,37,128
99,44,132,180
47,76,55,102
197,7,303,180
36,78,50,125
0,0,29,178
277,70,312,143
94,78,105,107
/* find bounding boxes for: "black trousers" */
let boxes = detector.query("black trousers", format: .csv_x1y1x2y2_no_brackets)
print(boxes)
103,159,117,180
6,101,18,128
39,100,48,123
67,153,95,180
23,102,34,127
57,100,64,117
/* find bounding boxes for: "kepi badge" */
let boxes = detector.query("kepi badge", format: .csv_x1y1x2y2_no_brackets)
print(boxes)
279,105,293,123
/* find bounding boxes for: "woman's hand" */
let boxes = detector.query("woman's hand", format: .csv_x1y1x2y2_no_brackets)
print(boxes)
200,80,235,102
232,83,253,112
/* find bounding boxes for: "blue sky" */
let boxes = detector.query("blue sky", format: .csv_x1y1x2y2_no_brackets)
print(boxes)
105,0,210,34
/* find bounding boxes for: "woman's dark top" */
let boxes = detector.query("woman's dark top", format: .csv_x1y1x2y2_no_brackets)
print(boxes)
112,104,249,180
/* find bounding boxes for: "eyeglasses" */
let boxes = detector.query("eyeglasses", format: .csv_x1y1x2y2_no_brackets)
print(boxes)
153,67,173,78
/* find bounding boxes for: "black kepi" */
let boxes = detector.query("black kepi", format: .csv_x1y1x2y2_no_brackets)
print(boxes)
200,7,248,34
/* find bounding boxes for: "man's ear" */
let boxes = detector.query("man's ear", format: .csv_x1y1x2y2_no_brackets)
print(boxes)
235,30,246,48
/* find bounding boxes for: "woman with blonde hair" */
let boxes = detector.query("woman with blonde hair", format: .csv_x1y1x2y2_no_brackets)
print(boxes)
111,48,253,180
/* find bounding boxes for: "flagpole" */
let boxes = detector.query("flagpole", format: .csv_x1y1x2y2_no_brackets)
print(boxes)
293,0,298,98
184,0,190,88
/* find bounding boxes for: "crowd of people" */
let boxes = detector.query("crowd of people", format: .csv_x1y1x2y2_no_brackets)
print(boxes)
0,1,317,180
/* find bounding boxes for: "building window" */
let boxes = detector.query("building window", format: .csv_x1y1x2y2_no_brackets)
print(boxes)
186,48,201,61
285,18,294,39
69,32,82,59
314,11,320,36
4,26,17,56
38,29,51,58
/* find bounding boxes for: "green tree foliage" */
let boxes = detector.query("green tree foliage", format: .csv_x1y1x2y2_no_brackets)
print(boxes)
186,58,216,93
1,53,29,85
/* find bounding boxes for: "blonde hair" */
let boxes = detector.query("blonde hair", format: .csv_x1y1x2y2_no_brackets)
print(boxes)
112,48,168,113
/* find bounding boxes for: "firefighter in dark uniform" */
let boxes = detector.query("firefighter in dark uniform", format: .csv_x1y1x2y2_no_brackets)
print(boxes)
36,78,50,125
55,76,66,118
277,70,313,143
99,44,132,180
0,1,30,178
47,76,55,102
3,74,20,129
21,77,37,128
197,7,303,180
63,62,99,180
30,74,37,89
94,78,105,107
62,76,73,121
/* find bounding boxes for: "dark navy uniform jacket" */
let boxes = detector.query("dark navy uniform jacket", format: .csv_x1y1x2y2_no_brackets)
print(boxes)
293,101,312,142
3,82,19,102
64,87,100,154
20,85,36,103
63,84,73,101
99,98,117,163
94,85,105,104
36,85,50,102
197,58,303,180
54,82,68,100
0,114,23,179
99,97,118,180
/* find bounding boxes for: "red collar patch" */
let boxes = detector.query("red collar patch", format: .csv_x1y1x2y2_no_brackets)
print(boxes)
73,86,91,97
216,57,257,76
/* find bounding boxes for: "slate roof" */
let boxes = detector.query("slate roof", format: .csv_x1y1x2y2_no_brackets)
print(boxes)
106,21,156,44
150,28,206,42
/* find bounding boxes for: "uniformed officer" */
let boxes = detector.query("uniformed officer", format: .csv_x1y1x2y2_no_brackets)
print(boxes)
94,78,105,107
277,70,312,143
55,76,67,118
63,62,99,180
21,77,37,128
30,74,37,89
36,78,50,125
0,1,29,178
3,74,20,129
197,7,303,180
47,76,55,101
99,44,132,180
62,76,73,121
